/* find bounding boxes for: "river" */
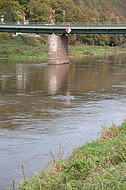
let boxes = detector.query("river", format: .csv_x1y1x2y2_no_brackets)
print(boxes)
0,54,126,189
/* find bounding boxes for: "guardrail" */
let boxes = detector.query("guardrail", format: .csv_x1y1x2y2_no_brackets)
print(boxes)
0,21,126,26
1,21,126,34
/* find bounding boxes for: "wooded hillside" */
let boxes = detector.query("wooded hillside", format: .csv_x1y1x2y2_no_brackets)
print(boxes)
0,0,126,46
78,0,126,19
0,0,126,23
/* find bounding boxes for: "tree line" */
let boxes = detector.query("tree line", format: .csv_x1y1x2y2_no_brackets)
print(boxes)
0,0,126,46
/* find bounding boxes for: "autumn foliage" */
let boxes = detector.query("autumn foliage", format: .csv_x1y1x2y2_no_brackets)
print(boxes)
0,0,126,46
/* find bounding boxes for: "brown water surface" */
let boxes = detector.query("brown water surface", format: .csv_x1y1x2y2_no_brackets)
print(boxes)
0,54,126,189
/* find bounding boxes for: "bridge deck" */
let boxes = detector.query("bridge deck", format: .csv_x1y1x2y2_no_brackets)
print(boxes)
0,23,126,34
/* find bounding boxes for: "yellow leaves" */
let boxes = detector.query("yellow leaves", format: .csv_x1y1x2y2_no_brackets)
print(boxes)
19,15,25,22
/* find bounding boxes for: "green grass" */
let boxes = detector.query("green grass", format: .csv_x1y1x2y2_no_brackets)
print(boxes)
1,33,126,62
0,33,48,61
69,43,126,57
17,121,126,190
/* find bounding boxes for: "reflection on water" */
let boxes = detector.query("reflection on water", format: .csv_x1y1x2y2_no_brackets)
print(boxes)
16,63,28,93
0,54,126,189
47,64,69,95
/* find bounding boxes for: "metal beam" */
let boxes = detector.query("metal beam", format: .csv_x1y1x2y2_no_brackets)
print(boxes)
0,23,126,34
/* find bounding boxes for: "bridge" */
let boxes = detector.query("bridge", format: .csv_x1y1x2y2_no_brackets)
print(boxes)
0,22,126,34
1,22,126,64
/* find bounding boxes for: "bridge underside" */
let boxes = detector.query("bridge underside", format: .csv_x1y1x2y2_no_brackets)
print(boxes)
1,29,126,34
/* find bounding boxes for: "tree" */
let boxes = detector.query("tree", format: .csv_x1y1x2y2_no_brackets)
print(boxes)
27,0,51,22
0,0,25,22
4,3,13,22
18,0,30,12
49,0,63,23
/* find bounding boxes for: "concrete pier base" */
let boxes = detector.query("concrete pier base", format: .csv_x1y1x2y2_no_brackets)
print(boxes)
47,34,69,64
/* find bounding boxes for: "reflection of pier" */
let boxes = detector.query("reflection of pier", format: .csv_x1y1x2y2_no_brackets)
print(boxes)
16,63,28,93
47,64,69,95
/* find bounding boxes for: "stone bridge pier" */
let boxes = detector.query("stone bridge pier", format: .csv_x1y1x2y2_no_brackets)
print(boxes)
47,34,69,64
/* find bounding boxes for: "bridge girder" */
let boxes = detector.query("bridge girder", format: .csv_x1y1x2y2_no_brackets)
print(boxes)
0,24,126,34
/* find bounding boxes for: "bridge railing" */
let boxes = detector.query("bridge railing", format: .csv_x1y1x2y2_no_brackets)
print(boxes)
0,21,126,27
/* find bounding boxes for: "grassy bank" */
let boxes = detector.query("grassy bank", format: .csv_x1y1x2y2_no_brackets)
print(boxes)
1,33,126,62
0,33,48,61
17,121,126,190
69,42,126,57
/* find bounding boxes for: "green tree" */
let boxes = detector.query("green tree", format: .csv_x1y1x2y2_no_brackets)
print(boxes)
18,0,30,11
4,3,13,22
0,0,25,22
60,0,82,22
49,0,63,23
27,0,51,22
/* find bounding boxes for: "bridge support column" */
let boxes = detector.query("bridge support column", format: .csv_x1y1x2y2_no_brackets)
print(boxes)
47,34,69,64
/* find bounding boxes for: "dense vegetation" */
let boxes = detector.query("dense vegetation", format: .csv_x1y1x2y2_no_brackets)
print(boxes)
17,121,126,189
77,0,126,20
1,32,126,61
1,0,126,46
0,32,48,60
1,0,126,23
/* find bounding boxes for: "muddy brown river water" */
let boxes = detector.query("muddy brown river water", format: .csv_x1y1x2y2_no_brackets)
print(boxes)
0,54,126,189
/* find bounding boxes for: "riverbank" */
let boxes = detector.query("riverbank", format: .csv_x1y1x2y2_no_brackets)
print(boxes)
69,42,126,57
0,33,48,61
17,121,126,190
1,33,126,62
